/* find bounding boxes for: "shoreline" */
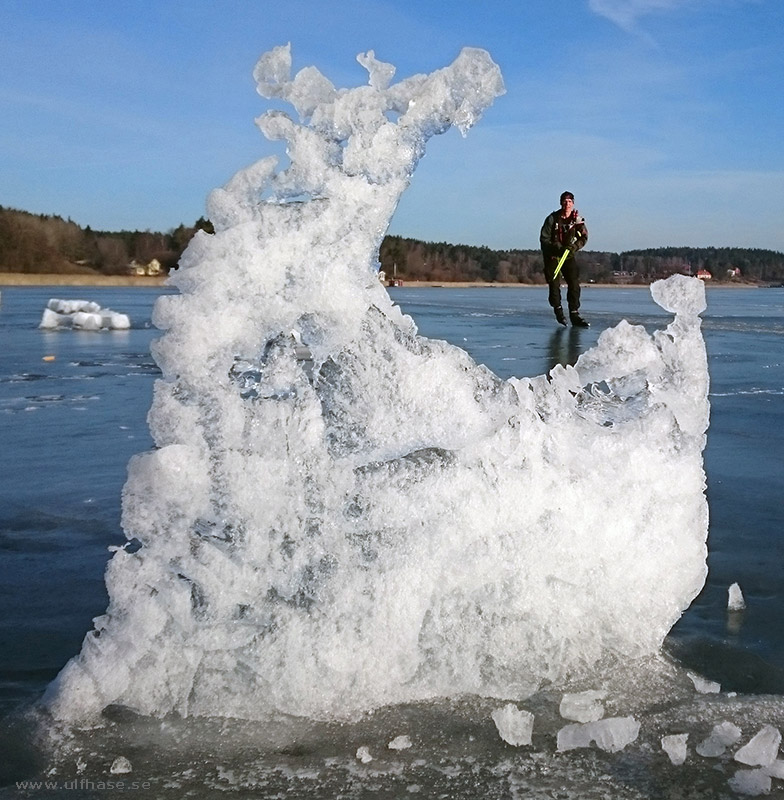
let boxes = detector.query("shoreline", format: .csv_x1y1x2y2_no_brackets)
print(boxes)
0,273,168,287
0,273,764,289
390,280,762,289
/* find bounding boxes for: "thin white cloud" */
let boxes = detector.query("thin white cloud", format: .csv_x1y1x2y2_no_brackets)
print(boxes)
587,0,696,32
588,0,762,34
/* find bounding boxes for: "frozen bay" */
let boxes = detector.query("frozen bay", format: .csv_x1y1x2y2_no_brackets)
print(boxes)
0,283,782,797
2,40,783,797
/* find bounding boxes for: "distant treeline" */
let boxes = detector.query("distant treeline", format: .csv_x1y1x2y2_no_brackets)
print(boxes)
381,237,784,284
0,206,213,275
2,206,783,284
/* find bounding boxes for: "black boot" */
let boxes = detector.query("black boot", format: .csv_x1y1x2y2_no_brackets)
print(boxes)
570,311,589,328
554,306,567,326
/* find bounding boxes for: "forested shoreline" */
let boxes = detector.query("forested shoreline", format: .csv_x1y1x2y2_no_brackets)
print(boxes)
2,206,783,284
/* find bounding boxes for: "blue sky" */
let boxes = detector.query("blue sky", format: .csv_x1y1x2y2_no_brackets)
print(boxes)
1,0,782,252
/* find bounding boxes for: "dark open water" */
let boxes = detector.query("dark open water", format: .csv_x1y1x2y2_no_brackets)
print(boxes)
0,284,782,797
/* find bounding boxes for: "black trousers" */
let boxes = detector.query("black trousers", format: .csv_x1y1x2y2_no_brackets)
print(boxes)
543,253,581,313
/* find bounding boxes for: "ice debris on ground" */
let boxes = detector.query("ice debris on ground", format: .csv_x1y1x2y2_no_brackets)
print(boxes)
556,717,640,753
388,736,412,751
39,299,130,331
766,760,784,779
661,732,689,765
688,671,721,694
729,582,747,611
729,768,772,796
559,690,606,723
734,725,782,766
491,704,534,746
355,746,373,763
44,45,711,726
696,721,743,757
109,756,132,774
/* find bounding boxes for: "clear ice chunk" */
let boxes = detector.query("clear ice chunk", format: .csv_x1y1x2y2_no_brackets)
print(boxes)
557,717,640,753
696,721,743,757
492,703,534,746
559,690,607,723
734,725,782,767
661,733,689,765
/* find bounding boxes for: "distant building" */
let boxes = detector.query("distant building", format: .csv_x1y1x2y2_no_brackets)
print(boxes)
129,258,162,277
696,269,712,280
727,267,742,279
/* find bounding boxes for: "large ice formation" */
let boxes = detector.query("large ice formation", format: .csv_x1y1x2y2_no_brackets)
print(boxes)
43,46,709,724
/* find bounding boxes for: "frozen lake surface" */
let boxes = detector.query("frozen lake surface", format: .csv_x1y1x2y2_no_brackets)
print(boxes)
0,284,782,797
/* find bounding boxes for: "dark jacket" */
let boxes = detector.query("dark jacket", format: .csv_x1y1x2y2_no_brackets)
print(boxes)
540,210,588,259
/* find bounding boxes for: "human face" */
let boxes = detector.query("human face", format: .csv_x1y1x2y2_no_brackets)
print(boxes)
560,196,574,215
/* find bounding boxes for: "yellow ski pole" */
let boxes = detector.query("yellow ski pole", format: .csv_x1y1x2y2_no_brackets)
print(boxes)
552,248,570,281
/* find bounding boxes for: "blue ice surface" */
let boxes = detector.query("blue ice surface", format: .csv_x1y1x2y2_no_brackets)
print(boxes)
0,287,167,711
0,284,782,714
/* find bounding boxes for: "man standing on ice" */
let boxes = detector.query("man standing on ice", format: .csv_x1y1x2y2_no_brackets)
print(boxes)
540,191,589,327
